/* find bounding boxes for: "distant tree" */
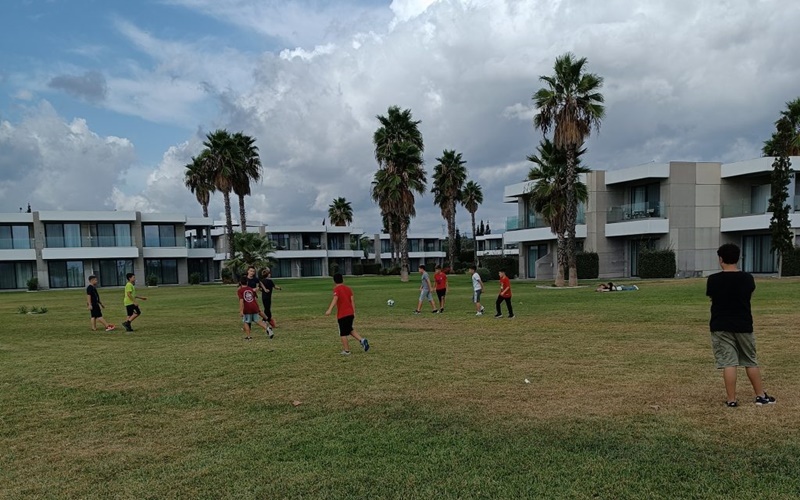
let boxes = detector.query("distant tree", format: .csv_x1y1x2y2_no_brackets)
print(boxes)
478,220,485,236
461,180,484,265
534,52,604,286
762,98,800,156
184,150,215,218
202,129,238,257
485,222,491,234
231,132,263,232
432,149,467,270
328,197,354,226
226,232,274,277
767,115,795,276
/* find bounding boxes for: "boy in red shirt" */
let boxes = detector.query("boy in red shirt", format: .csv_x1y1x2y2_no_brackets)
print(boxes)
238,275,270,340
434,265,448,313
494,269,515,319
324,273,370,355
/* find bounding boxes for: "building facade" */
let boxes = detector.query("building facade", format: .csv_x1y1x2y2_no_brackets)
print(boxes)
367,233,446,270
503,157,800,279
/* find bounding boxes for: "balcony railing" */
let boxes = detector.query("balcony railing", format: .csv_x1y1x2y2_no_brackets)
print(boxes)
185,238,213,249
506,211,585,231
0,237,35,250
722,195,800,218
45,236,134,248
607,202,666,223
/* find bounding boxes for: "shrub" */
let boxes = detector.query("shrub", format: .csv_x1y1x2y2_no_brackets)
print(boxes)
17,305,28,314
477,267,491,282
353,263,363,275
361,263,381,275
27,276,38,291
189,272,202,285
387,265,401,276
329,262,339,276
146,274,159,287
459,250,475,264
638,249,676,279
221,267,234,284
576,252,599,279
482,256,519,279
781,246,800,276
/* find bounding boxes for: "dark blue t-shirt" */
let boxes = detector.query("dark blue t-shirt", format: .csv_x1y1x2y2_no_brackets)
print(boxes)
706,271,755,333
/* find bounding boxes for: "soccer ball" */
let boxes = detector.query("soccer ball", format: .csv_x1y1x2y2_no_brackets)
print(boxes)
387,299,395,307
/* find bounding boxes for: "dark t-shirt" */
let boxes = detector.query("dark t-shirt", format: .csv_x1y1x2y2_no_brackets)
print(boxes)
246,276,260,295
260,277,275,293
706,271,755,333
86,285,100,307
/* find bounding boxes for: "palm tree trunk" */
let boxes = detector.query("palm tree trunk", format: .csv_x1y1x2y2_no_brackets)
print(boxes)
470,211,477,267
202,203,209,219
565,147,578,287
400,218,410,282
223,191,234,259
447,203,456,269
556,234,566,287
238,194,247,233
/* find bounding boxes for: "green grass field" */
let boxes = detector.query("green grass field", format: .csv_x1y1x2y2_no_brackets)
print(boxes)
1,275,799,499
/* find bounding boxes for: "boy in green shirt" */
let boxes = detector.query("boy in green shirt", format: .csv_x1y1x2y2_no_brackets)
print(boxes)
122,273,147,332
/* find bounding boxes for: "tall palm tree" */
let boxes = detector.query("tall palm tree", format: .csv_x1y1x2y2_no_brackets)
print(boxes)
763,97,800,156
534,52,604,286
226,231,274,277
432,149,467,269
371,141,426,281
460,180,483,266
328,197,354,226
184,150,215,218
202,129,238,257
231,132,262,233
372,106,425,281
527,139,589,286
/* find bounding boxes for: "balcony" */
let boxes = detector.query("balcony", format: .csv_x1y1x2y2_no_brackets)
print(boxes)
46,236,135,248
506,211,585,231
607,201,666,223
185,238,213,249
0,237,34,250
721,198,767,219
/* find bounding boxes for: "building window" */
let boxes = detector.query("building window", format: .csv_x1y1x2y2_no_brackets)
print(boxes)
381,240,392,253
97,259,134,287
188,259,210,282
327,234,346,250
89,223,132,247
45,223,82,248
0,262,36,289
143,225,178,247
0,225,33,249
742,235,776,273
302,234,322,250
145,259,179,284
48,260,84,288
301,259,322,276
272,260,291,278
409,240,420,252
270,233,290,250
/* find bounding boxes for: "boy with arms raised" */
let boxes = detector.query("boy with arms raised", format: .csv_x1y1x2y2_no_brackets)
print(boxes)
706,243,775,407
325,273,369,355
86,275,115,331
122,273,147,332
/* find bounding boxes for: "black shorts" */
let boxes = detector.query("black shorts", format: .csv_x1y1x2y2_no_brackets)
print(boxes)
436,289,446,299
126,304,141,316
90,306,103,318
337,315,355,336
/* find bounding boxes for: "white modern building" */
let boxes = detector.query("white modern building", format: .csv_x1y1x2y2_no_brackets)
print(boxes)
367,233,446,269
476,233,519,259
502,157,800,279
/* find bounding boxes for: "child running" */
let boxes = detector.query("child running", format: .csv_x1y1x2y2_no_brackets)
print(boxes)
259,267,281,331
434,265,448,313
494,269,514,319
86,275,115,331
469,265,485,316
238,275,270,341
245,266,270,325
324,273,369,355
122,273,147,332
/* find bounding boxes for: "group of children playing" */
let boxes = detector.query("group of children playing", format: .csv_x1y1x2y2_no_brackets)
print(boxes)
86,272,146,333
414,264,514,319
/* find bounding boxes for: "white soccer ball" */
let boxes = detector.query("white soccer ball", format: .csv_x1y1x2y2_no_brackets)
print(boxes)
387,299,395,307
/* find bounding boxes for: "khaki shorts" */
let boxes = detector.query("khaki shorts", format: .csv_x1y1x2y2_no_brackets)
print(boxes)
710,331,758,368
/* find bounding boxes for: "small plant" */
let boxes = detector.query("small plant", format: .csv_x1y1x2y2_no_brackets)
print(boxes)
27,276,39,291
17,305,28,314
189,272,202,285
39,306,48,314
146,274,159,287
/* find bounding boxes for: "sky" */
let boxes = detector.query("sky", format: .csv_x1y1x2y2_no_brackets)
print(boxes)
1,0,799,236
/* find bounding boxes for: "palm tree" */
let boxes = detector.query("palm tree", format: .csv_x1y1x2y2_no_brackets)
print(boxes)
231,132,262,233
460,180,483,266
527,139,589,286
534,52,604,286
226,231,274,277
763,97,800,156
202,129,238,257
371,141,427,281
432,149,467,269
372,106,425,281
184,150,215,218
328,197,354,226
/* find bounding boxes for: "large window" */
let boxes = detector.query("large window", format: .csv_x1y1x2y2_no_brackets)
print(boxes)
270,233,290,250
188,259,210,282
90,223,132,247
327,234,346,250
302,234,322,250
143,225,178,247
381,239,392,253
271,260,292,278
145,259,179,284
409,240,420,252
45,223,82,248
0,225,33,249
630,183,661,217
301,259,322,276
0,262,35,289
742,235,776,273
48,260,84,288
97,259,134,287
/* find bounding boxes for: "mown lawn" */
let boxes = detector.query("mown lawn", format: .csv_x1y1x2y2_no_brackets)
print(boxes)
1,275,799,499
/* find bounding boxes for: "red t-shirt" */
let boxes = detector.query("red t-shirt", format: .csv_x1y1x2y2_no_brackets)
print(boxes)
434,271,448,290
238,286,260,314
333,284,354,319
499,276,512,298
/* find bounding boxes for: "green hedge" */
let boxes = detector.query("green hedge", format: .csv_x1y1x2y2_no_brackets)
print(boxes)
482,256,519,279
353,263,363,275
576,252,599,279
781,246,800,276
477,267,491,282
361,263,381,275
638,249,676,279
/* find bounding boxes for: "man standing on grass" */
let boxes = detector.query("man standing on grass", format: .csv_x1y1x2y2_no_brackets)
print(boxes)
122,273,146,332
325,273,369,355
414,265,437,314
706,243,775,407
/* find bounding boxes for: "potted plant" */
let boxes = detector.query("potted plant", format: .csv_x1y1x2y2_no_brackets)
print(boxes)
146,274,159,287
26,276,39,292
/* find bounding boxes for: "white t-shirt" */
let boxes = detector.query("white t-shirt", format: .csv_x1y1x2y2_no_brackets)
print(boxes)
471,272,483,291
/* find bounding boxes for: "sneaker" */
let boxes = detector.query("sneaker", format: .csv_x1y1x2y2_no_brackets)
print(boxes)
340,350,351,356
494,314,503,318
480,306,485,313
508,315,515,319
439,308,444,313
726,401,739,408
431,309,438,314
476,311,483,316
362,338,370,352
244,336,252,341
105,325,116,332
267,326,274,339
755,393,776,405
413,310,421,315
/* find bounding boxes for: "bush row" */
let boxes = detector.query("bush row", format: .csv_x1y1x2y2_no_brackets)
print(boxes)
781,246,800,276
638,249,677,279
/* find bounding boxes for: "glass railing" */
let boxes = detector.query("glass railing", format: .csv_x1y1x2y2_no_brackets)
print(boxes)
185,238,213,249
45,236,135,248
0,237,35,250
607,201,666,223
721,198,770,218
506,211,585,231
